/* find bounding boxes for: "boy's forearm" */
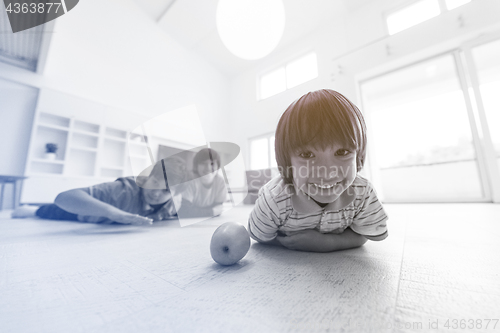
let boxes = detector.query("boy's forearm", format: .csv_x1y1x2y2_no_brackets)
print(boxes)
318,228,367,252
277,228,367,252
54,189,124,219
258,237,283,247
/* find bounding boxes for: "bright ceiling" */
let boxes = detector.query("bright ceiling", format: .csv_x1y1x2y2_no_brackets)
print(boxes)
133,0,372,77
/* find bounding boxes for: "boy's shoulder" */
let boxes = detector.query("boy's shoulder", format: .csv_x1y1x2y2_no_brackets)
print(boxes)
114,176,142,192
260,175,293,202
350,174,371,189
214,174,226,186
91,177,141,197
120,176,141,186
349,175,381,204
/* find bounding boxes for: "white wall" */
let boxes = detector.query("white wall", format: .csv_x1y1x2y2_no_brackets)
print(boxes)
0,78,38,208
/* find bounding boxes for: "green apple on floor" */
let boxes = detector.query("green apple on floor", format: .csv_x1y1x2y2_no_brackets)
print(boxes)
210,222,251,265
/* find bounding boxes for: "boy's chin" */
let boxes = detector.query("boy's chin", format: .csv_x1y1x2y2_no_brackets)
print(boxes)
307,192,342,204
305,186,345,203
200,177,215,186
145,198,168,205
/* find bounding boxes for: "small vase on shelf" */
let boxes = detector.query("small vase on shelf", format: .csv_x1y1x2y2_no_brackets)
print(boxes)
45,143,58,161
44,152,57,160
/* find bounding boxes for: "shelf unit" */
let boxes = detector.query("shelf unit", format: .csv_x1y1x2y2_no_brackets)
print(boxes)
23,111,151,203
26,111,155,178
126,132,150,178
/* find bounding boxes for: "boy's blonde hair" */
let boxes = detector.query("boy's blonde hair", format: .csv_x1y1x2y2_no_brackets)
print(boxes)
275,89,367,184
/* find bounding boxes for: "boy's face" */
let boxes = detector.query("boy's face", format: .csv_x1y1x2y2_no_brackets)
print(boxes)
197,159,219,186
290,144,357,204
141,176,172,205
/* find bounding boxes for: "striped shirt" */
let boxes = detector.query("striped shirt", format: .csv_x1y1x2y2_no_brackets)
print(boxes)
248,175,388,242
182,174,227,207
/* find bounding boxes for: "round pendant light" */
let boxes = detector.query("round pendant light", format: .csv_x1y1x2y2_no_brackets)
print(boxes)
216,0,285,60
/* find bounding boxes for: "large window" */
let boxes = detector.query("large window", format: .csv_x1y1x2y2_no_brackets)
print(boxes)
258,52,318,100
360,52,492,202
386,0,472,35
460,38,500,202
445,0,471,10
470,39,500,157
249,134,276,170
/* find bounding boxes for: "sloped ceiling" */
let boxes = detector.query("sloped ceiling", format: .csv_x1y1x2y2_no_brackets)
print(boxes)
134,0,177,21
0,6,45,71
134,0,372,77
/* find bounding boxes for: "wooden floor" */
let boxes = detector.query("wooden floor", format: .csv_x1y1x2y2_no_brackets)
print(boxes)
1,203,499,333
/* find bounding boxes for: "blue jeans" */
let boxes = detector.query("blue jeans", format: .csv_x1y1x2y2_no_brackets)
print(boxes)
36,204,79,221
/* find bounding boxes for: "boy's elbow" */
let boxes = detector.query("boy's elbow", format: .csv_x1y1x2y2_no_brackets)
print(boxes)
342,236,367,251
54,191,69,206
54,189,84,206
247,223,260,242
247,222,270,244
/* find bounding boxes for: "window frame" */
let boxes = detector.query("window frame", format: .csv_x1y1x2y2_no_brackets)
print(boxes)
357,44,500,203
257,51,318,101
383,0,474,36
248,132,276,171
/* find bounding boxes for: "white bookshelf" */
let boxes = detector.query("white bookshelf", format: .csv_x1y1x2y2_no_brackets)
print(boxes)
126,132,150,177
23,111,150,203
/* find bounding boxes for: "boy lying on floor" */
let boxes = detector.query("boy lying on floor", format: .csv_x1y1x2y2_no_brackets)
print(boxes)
12,157,185,225
177,148,228,218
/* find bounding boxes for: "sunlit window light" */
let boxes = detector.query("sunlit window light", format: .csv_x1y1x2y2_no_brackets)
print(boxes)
386,0,441,35
286,53,318,89
269,136,277,168
444,0,471,10
259,67,286,100
471,38,500,154
259,52,318,100
250,138,269,170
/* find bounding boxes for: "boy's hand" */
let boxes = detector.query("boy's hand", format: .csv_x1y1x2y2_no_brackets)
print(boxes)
146,201,178,221
212,204,224,216
276,229,324,251
111,212,153,225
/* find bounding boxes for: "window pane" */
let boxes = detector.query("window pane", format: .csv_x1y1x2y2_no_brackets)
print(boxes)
260,67,286,99
472,38,500,171
269,136,277,168
445,0,471,10
361,54,483,201
250,138,269,170
387,0,441,35
286,53,318,89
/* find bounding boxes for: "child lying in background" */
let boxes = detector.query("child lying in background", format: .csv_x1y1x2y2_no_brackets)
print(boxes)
12,157,185,225
177,148,227,218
